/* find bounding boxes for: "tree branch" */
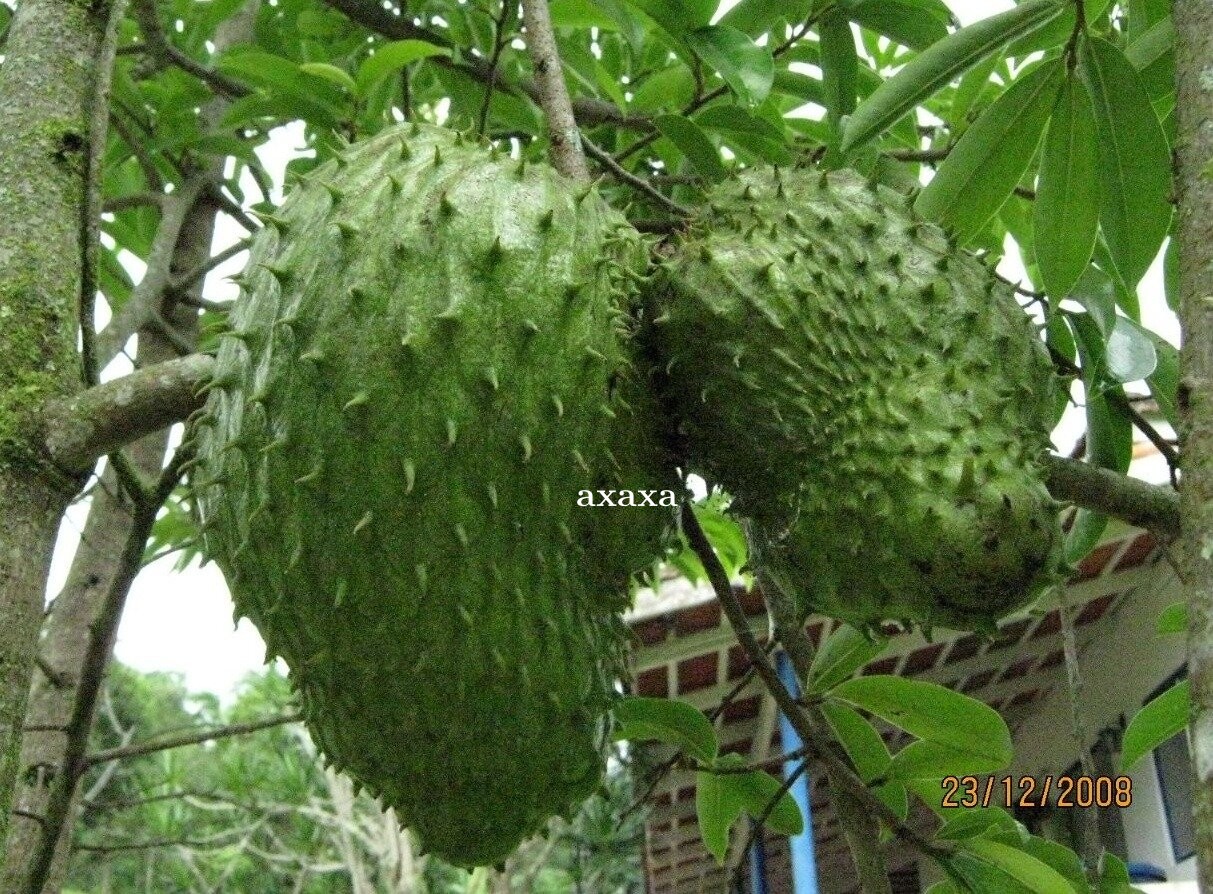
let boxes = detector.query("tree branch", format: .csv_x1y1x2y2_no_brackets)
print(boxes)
128,0,250,98
520,0,588,180
1041,453,1178,539
84,713,301,768
40,354,215,475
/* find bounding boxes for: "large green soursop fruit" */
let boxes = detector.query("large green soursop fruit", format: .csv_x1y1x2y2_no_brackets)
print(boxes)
649,168,1064,632
194,124,671,865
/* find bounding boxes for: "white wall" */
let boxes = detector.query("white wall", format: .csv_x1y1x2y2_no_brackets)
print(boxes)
1012,564,1192,881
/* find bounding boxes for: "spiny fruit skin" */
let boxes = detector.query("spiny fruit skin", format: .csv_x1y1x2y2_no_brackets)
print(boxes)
194,124,671,866
648,167,1064,632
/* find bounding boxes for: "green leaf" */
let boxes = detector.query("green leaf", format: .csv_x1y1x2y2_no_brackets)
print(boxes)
830,676,1012,767
715,757,803,835
808,625,888,693
1143,326,1180,426
695,769,744,863
718,0,801,37
820,702,891,782
951,852,1035,894
936,807,1019,841
1125,15,1175,102
686,26,774,105
1121,678,1188,770
916,60,1063,243
1080,35,1173,288
613,697,718,762
1034,75,1099,298
962,838,1082,893
840,0,1066,157
1157,601,1187,635
354,40,450,96
1105,315,1158,383
298,62,356,92
890,740,1007,781
1013,837,1088,892
696,107,792,164
772,69,825,105
624,0,716,36
844,0,952,51
820,10,858,132
654,114,728,181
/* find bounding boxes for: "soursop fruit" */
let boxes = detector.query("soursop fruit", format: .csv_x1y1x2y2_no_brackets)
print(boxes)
193,123,672,866
647,167,1063,632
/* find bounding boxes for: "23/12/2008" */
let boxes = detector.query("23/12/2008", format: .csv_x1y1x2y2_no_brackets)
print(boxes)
941,774,1133,809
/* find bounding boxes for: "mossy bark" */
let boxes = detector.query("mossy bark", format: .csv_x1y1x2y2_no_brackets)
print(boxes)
0,0,107,847
1175,2,1213,885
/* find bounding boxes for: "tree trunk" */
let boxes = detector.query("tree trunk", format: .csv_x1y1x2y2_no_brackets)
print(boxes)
1175,2,1213,886
2,0,258,881
0,0,109,846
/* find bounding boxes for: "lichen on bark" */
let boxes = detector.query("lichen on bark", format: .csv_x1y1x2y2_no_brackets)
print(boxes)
0,0,109,847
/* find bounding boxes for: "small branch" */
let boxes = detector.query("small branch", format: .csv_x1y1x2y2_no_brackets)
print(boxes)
521,0,589,180
95,174,208,362
129,0,250,97
40,354,215,475
109,111,165,191
34,657,71,690
582,138,692,217
84,713,301,768
679,503,950,863
1041,453,1179,538
477,0,517,136
169,238,249,293
81,0,131,387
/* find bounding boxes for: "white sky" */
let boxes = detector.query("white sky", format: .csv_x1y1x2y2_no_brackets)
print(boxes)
47,0,1180,703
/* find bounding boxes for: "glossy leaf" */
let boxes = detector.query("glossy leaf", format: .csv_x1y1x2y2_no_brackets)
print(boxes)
355,40,451,96
298,62,355,93
695,770,743,863
714,755,803,835
718,0,801,37
1144,328,1180,426
831,676,1013,766
890,740,1007,781
916,60,1063,243
686,26,774,105
808,625,888,693
936,807,1019,841
951,852,1035,894
625,0,716,37
1121,678,1188,770
695,105,793,164
963,838,1081,893
654,114,728,181
1034,75,1099,299
613,697,718,762
1080,35,1172,288
840,0,1065,157
819,9,858,131
1105,316,1158,383
844,0,952,50
820,702,891,782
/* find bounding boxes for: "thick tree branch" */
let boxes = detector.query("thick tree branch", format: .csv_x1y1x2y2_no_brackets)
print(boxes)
520,0,588,180
40,354,214,475
1041,453,1178,539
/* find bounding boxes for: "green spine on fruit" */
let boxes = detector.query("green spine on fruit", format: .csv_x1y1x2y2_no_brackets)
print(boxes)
648,167,1064,632
195,124,670,865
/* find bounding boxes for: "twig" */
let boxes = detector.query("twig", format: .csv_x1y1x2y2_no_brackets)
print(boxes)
109,111,165,191
169,238,250,293
34,657,71,690
84,713,301,768
129,0,250,97
102,192,166,213
477,0,517,136
520,0,589,180
582,138,692,217
1058,586,1101,869
731,763,808,887
81,0,131,387
679,503,952,862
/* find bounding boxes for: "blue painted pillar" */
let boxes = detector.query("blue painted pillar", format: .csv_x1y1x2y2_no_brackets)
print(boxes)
747,817,769,894
776,650,820,894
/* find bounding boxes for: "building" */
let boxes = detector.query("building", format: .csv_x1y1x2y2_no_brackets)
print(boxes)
626,441,1193,892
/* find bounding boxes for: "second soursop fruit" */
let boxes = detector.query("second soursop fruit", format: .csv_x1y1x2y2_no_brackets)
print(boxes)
648,167,1063,631
194,124,671,866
